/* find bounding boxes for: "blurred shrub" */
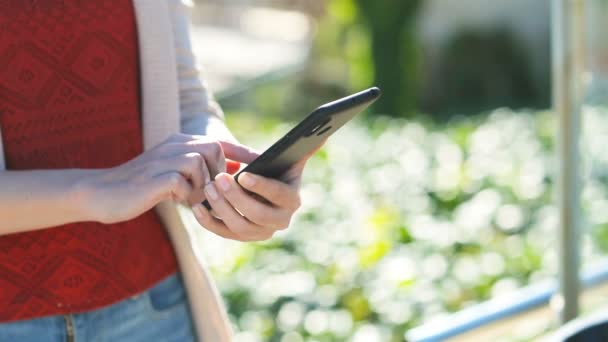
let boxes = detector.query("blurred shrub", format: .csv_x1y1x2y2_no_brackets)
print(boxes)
207,106,608,341
420,29,549,118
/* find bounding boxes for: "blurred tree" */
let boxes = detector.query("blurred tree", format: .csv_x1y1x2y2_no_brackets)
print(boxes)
354,0,423,117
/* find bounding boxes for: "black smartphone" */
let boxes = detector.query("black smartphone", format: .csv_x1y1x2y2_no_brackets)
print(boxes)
202,86,381,209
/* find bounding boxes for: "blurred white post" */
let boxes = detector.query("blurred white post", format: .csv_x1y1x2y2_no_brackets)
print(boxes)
552,0,585,324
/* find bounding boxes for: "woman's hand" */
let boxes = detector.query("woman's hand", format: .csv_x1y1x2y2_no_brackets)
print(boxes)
81,133,258,224
191,158,308,242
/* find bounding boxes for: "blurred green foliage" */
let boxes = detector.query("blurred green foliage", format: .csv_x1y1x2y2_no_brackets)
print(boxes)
303,0,422,118
220,0,549,120
201,2,603,340
300,0,550,119
205,104,608,341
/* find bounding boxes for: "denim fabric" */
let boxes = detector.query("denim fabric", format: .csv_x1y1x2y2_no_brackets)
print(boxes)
0,273,196,342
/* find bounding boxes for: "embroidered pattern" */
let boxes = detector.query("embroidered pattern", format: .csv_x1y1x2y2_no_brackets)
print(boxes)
0,0,178,322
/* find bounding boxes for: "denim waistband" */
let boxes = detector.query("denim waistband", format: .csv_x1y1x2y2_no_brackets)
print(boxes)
0,273,196,341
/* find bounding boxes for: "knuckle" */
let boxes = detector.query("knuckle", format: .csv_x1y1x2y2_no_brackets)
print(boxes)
204,140,221,155
211,142,224,160
186,151,203,160
167,173,183,188
186,152,203,167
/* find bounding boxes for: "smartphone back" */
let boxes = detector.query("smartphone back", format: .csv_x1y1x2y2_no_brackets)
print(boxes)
236,87,381,181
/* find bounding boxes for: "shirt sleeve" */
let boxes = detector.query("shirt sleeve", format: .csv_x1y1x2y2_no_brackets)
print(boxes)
167,0,238,143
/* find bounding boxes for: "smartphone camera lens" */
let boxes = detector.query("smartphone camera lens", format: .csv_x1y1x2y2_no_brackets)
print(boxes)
316,126,332,136
306,124,322,136
305,118,331,137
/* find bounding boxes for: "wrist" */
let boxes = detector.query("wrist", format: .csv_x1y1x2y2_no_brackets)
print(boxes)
69,169,106,223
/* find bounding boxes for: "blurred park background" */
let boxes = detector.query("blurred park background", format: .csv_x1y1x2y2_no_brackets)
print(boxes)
185,0,608,341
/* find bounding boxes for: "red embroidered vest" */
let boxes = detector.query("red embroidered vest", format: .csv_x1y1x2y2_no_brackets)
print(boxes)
0,0,178,322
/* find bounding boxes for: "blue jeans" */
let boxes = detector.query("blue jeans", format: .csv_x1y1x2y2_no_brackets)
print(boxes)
0,273,196,342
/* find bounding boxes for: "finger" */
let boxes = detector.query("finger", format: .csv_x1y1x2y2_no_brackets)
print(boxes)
281,162,305,187
158,141,226,177
203,181,272,240
281,141,325,183
197,141,226,179
171,136,258,164
219,141,259,164
151,172,193,203
183,153,208,188
152,153,208,189
191,204,245,241
215,173,291,230
187,187,206,206
157,139,254,179
237,172,301,211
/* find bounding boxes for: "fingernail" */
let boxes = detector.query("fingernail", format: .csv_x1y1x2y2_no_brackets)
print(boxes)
205,183,218,201
239,172,256,188
216,174,231,191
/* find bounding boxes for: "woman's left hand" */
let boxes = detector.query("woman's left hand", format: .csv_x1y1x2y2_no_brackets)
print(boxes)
191,160,306,242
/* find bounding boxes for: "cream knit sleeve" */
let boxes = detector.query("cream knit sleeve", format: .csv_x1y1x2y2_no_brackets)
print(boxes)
168,0,237,142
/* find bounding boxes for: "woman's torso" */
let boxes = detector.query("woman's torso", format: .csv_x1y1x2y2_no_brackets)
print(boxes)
0,0,178,322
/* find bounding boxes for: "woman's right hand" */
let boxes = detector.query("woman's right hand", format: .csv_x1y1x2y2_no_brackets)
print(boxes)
80,133,258,224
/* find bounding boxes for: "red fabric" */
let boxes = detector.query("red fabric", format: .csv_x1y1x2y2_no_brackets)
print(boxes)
0,0,178,322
